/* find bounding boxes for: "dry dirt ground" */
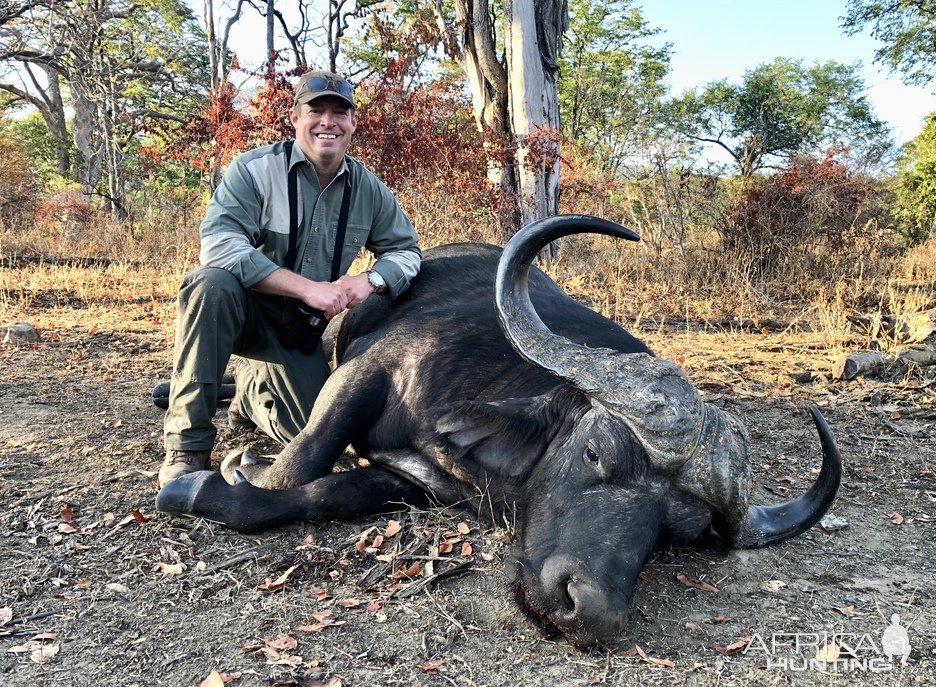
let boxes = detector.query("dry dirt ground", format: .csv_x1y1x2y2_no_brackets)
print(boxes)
0,264,934,687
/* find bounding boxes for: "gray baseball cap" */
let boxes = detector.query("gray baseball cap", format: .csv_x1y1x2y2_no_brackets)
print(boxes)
294,70,355,109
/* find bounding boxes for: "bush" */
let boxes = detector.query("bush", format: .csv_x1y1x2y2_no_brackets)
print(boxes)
714,153,888,282
0,121,38,228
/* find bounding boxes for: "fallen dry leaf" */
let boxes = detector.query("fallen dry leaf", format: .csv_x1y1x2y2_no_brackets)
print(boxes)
759,580,786,594
676,573,719,593
158,562,185,576
60,507,73,523
265,634,298,651
889,512,904,525
312,585,329,602
391,561,421,579
131,509,148,523
0,607,12,626
256,564,300,592
200,670,242,687
456,522,471,535
29,643,59,664
417,658,445,673
773,474,795,483
384,520,401,537
297,609,346,633
262,648,302,667
460,542,473,557
634,644,676,668
831,605,858,617
715,636,752,656
335,598,361,609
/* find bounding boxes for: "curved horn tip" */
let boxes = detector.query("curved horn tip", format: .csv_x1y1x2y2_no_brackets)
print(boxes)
732,404,842,549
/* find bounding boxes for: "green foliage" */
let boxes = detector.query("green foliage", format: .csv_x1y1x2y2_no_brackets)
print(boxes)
9,112,75,184
671,58,894,176
894,112,936,242
558,0,671,171
843,0,936,87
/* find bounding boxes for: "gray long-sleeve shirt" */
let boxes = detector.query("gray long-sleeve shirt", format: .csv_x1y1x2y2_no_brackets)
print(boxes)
199,140,421,298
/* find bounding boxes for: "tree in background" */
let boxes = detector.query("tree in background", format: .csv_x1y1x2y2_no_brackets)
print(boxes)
843,0,936,88
670,58,893,177
894,113,936,243
558,0,670,173
436,0,568,241
0,0,207,216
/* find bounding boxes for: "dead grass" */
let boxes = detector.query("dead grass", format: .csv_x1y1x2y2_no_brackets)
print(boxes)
3,199,934,360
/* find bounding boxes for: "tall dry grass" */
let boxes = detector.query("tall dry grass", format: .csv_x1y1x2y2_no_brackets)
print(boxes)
2,182,934,358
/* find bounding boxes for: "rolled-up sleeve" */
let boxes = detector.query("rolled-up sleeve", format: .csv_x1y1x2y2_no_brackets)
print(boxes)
199,156,281,287
364,180,421,299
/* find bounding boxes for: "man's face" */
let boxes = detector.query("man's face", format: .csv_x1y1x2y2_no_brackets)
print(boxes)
290,97,357,169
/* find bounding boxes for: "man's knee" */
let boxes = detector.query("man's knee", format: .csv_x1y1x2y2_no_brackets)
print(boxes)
179,267,245,307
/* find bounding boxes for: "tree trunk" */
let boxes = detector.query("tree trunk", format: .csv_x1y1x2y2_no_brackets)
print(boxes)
71,92,102,204
455,0,568,239
266,0,275,66
504,0,565,259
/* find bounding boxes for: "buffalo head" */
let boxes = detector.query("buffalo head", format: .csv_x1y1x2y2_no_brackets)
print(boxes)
440,215,842,649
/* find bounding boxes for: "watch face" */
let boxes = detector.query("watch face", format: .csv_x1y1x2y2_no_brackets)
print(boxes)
368,271,385,291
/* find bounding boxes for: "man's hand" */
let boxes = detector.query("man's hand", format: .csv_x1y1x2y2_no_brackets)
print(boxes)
300,281,350,319
337,273,374,309
253,268,350,319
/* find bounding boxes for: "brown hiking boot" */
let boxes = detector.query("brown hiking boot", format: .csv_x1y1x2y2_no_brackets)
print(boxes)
158,449,212,488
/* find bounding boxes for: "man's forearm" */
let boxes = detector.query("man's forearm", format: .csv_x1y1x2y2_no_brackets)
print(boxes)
254,268,350,319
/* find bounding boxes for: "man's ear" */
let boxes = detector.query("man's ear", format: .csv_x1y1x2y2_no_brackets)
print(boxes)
427,394,562,483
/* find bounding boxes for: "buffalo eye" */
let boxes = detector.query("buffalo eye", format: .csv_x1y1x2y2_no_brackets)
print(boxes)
583,447,600,465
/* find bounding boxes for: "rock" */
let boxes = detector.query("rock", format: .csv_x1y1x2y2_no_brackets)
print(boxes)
1,322,40,345
819,513,849,532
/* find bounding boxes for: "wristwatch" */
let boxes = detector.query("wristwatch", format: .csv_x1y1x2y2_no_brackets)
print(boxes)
366,269,386,294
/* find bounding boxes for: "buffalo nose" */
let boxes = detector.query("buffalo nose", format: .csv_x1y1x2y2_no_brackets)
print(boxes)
538,555,628,637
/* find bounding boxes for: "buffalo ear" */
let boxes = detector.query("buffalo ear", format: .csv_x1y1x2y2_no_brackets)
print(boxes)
430,395,559,482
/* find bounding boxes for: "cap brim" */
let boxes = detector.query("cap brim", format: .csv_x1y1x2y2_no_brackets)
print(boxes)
295,91,355,109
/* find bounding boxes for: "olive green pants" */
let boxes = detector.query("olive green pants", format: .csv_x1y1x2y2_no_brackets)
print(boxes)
163,267,330,452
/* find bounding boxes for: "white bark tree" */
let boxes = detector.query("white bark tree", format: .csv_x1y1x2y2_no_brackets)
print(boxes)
450,0,568,242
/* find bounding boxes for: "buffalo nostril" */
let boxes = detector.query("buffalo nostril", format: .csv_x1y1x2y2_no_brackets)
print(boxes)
539,555,580,613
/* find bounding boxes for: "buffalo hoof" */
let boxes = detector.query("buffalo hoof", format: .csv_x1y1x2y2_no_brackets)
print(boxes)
220,447,274,484
155,470,223,519
155,468,289,532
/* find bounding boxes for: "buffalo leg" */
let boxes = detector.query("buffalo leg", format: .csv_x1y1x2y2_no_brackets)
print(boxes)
222,364,390,489
156,465,430,533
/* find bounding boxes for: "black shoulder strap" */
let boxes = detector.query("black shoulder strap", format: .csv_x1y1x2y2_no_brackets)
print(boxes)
283,139,351,280
331,174,352,281
284,140,300,269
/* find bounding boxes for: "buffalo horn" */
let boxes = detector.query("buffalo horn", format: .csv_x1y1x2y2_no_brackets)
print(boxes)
494,215,841,548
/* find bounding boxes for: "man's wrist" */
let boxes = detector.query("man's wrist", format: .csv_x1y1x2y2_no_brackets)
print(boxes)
366,269,387,294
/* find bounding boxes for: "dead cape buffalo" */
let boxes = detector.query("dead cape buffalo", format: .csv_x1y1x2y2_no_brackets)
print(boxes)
156,214,842,649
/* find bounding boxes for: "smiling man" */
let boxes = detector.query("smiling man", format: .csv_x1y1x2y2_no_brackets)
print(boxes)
159,70,421,487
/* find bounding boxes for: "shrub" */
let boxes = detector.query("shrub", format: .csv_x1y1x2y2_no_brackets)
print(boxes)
714,152,887,282
0,121,38,228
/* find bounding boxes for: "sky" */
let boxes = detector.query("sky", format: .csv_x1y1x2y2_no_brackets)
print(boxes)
638,0,934,146
214,0,934,146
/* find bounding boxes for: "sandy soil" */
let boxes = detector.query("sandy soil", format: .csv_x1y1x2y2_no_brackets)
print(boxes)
0,268,933,687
